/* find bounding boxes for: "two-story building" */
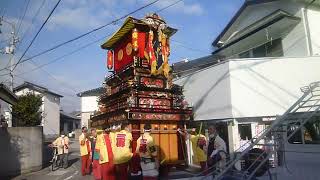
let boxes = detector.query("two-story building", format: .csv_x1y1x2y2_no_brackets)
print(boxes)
77,87,104,128
173,0,320,156
14,81,63,138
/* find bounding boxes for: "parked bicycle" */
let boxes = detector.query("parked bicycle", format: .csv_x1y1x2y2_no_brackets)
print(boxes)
48,144,62,171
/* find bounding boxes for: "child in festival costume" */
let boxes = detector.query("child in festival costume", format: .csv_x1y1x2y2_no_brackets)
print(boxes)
136,123,159,180
112,123,133,180
95,126,116,180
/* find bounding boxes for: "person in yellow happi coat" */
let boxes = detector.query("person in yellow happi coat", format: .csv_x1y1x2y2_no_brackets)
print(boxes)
95,126,115,180
79,127,91,176
179,127,208,172
112,123,133,180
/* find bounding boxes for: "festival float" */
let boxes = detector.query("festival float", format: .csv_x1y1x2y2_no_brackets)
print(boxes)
91,13,193,166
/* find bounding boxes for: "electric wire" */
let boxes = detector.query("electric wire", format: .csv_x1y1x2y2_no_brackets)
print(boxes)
1,0,160,73
16,0,31,35
2,0,47,72
11,0,62,72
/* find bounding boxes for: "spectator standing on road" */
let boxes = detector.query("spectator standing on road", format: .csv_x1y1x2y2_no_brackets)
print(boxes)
112,123,133,180
207,125,227,172
136,123,159,180
79,126,91,176
95,126,116,180
52,131,70,168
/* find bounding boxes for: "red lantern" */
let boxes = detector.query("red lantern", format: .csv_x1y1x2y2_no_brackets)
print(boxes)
132,28,138,52
107,50,113,70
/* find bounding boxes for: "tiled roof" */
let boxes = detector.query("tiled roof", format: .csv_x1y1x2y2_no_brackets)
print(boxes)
172,55,220,77
77,87,104,97
0,83,18,105
14,81,63,98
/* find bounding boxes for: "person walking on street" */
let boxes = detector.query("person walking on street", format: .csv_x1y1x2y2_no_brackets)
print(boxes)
112,123,133,180
207,125,227,172
96,126,116,180
79,126,91,176
52,131,70,168
136,123,159,180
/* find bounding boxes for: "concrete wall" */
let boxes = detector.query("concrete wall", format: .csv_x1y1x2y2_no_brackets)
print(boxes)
43,93,60,137
174,61,233,120
0,127,43,177
80,96,99,127
282,8,308,57
307,6,320,55
229,56,320,118
174,57,320,121
81,112,92,128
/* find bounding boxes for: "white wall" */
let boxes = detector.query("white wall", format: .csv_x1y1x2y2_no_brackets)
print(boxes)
307,6,320,55
15,88,60,137
174,61,233,120
81,96,99,112
174,57,320,120
229,56,320,118
80,96,99,127
43,93,60,137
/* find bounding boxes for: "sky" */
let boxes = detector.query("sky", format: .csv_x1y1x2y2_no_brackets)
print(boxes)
0,0,244,112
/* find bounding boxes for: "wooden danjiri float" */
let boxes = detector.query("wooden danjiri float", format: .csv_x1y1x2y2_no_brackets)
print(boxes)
91,13,193,167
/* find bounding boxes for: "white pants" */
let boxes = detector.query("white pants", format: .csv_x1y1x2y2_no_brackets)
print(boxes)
140,162,159,177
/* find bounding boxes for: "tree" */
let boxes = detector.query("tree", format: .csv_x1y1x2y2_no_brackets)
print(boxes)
12,93,42,127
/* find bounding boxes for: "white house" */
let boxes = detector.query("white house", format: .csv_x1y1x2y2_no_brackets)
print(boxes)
173,0,320,155
77,87,104,128
14,81,63,138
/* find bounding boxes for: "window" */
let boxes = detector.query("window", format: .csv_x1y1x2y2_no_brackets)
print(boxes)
238,38,283,59
304,117,320,144
238,124,252,140
287,116,320,144
239,51,250,58
287,122,302,144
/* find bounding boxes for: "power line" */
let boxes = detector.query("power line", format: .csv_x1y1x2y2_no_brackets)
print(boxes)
2,0,187,82
16,35,108,76
2,0,47,72
16,0,30,35
4,0,160,72
171,39,209,54
155,0,183,13
14,0,187,76
11,0,62,72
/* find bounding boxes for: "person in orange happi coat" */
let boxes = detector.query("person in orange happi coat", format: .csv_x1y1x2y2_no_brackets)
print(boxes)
79,126,91,176
96,126,116,180
112,123,133,180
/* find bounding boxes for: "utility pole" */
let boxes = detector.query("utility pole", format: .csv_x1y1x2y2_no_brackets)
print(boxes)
0,16,19,90
0,16,19,127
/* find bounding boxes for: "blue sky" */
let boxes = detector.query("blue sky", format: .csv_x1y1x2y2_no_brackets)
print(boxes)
0,0,243,112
